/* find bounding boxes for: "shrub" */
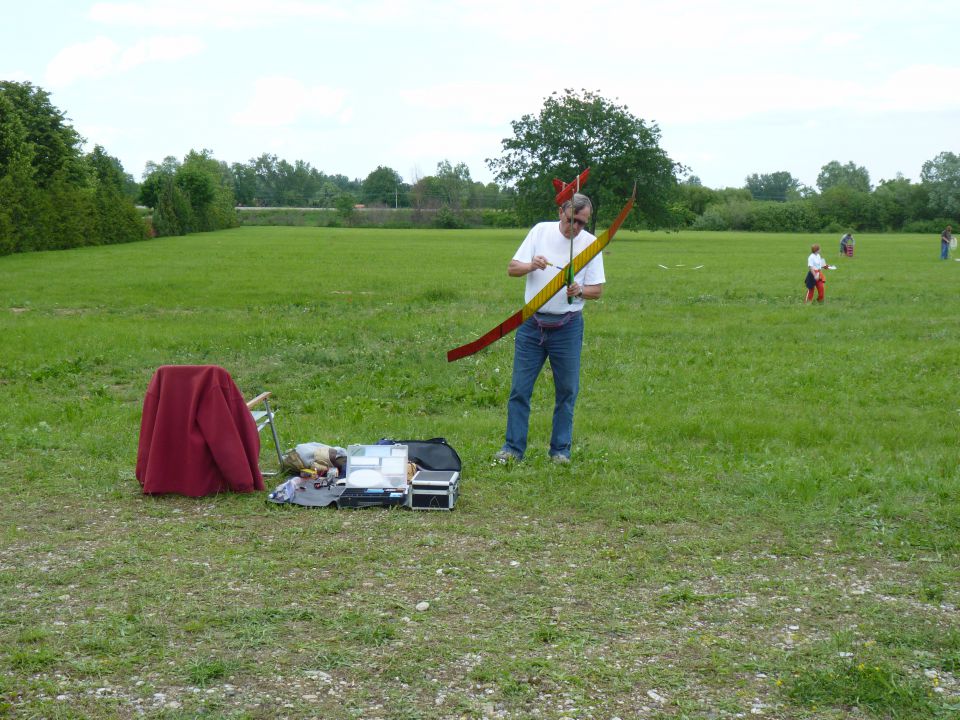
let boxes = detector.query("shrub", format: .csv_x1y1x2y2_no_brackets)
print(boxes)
433,207,465,229
903,217,956,234
482,209,522,228
691,206,730,231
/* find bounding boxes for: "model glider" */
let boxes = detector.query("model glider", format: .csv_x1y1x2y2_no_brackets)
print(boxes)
553,170,590,304
446,185,636,362
552,168,590,207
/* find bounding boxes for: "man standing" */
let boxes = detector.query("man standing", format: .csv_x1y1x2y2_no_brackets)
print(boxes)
941,225,954,260
495,193,604,465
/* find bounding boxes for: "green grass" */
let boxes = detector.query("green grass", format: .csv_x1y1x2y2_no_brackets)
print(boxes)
1,226,959,718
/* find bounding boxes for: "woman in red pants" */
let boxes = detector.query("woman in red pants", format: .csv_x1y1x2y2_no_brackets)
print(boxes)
804,243,827,303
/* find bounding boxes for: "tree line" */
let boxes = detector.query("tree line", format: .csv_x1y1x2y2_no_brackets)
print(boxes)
2,82,958,255
230,156,513,211
0,81,146,255
674,158,960,234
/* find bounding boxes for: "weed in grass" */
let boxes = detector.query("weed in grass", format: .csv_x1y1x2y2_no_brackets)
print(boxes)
15,626,49,644
786,654,938,717
655,585,709,607
185,657,236,687
531,623,563,644
8,646,59,672
312,649,354,668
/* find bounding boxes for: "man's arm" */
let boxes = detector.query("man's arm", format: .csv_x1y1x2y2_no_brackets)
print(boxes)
566,282,603,300
508,256,548,276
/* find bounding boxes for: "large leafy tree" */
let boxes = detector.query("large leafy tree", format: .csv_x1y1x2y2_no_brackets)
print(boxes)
0,93,38,253
362,165,404,207
674,176,720,218
87,144,147,245
0,81,144,254
232,154,359,207
816,160,871,193
0,81,85,188
815,185,877,230
874,175,931,229
744,171,800,202
920,151,960,218
487,89,680,228
231,161,258,206
141,150,237,236
435,160,472,209
409,174,443,209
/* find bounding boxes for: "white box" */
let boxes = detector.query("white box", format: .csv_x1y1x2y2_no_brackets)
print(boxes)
346,445,408,489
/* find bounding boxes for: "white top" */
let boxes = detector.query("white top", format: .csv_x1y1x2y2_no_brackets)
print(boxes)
513,221,605,315
807,252,826,271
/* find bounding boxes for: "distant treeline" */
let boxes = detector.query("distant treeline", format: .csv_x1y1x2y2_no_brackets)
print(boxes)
3,80,958,256
672,161,959,234
228,157,514,212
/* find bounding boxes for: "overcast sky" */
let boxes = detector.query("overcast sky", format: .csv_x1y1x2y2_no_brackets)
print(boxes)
2,1,957,190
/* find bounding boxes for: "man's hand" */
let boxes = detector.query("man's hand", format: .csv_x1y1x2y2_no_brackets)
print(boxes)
508,256,549,277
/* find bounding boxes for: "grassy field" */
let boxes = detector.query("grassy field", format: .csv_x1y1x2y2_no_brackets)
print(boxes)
1,226,958,719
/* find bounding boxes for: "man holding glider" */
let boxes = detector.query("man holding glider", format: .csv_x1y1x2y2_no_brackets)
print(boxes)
494,192,604,465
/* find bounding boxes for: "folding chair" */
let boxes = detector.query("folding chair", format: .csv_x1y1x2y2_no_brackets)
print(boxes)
246,391,284,477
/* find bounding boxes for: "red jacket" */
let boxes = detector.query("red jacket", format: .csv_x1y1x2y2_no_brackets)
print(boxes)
136,365,264,497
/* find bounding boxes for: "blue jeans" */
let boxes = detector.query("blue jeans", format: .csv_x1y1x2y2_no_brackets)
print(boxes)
502,312,584,459
942,241,950,260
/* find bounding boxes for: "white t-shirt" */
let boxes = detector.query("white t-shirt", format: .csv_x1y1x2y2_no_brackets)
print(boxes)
513,221,605,315
807,252,826,271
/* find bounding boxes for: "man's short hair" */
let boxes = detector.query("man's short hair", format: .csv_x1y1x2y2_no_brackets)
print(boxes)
561,192,593,215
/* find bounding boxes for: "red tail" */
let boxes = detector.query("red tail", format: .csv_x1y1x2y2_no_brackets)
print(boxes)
553,168,590,206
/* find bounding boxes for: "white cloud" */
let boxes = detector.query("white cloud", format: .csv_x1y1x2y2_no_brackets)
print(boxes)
90,0,346,30
119,36,205,70
231,76,348,127
620,61,960,126
44,35,204,87
872,64,960,111
821,31,862,47
46,36,119,87
399,83,541,126
2,69,33,83
394,129,504,169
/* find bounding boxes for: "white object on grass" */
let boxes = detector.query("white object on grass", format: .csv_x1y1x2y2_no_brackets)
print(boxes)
658,264,669,269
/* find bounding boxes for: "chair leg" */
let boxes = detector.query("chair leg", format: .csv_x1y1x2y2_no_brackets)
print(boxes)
262,397,284,475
